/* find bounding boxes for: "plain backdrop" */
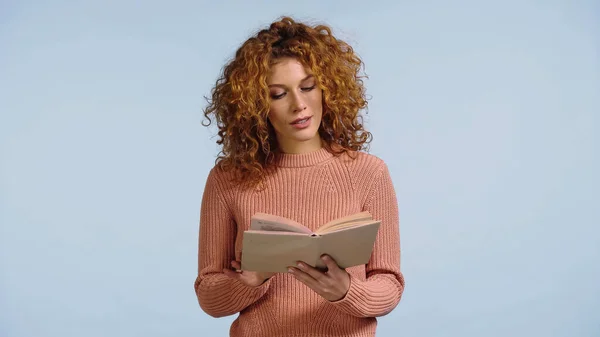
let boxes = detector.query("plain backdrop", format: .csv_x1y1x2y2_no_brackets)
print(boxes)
1,1,598,336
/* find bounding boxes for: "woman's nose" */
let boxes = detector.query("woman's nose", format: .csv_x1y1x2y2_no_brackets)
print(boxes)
291,94,307,113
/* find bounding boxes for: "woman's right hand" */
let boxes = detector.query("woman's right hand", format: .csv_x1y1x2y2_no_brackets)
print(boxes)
223,260,276,287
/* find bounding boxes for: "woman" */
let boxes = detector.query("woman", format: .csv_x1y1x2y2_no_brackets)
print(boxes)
194,16,405,337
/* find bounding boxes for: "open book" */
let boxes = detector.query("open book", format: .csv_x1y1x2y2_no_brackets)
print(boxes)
241,211,381,273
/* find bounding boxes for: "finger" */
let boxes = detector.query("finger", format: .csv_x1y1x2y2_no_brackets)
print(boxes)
288,266,320,289
295,261,327,281
320,255,342,275
231,260,241,270
223,268,242,280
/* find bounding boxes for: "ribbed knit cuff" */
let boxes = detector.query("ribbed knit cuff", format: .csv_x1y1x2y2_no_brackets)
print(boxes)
330,274,397,318
219,275,271,300
198,275,272,317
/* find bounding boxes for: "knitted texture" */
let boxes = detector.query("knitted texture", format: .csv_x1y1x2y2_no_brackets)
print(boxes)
194,147,405,337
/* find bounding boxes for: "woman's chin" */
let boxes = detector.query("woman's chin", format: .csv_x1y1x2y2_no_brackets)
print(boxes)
292,131,321,143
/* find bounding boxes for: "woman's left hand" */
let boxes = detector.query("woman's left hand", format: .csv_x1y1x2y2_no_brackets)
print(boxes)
288,254,350,302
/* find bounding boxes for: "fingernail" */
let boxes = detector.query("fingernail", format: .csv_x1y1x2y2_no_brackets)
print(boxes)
296,262,303,268
288,267,294,273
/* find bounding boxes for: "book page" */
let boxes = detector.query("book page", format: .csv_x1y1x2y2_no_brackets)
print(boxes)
250,213,314,235
316,219,377,235
316,211,373,234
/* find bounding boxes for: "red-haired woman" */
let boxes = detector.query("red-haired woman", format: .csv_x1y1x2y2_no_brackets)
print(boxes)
194,16,405,337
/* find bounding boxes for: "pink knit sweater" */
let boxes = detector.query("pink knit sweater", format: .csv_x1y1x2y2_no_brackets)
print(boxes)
194,147,405,337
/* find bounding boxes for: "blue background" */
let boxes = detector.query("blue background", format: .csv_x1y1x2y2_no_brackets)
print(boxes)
1,1,598,336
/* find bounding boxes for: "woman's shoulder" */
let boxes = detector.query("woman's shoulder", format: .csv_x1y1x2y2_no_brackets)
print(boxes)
332,150,391,191
203,162,239,190
331,150,393,201
338,150,388,174
204,162,265,194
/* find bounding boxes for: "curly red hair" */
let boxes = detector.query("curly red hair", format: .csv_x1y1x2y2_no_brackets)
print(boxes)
203,16,372,186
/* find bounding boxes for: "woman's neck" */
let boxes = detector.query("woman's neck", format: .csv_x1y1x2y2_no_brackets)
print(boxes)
277,136,323,154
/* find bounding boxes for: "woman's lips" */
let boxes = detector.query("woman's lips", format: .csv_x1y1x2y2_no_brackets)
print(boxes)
290,116,312,129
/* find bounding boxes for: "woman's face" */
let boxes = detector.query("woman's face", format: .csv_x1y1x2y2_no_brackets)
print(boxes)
267,57,323,154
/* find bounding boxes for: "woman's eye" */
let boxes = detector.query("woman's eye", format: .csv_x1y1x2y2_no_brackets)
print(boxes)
271,85,315,99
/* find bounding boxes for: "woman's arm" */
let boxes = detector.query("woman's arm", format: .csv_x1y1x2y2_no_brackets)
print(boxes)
194,169,271,318
330,162,405,318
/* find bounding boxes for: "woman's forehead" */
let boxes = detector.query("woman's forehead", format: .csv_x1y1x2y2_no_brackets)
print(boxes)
268,58,314,82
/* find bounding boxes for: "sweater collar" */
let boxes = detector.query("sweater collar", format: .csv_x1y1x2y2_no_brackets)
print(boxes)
273,147,334,168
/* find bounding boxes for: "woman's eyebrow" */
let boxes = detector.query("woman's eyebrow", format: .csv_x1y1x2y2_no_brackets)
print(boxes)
268,75,315,88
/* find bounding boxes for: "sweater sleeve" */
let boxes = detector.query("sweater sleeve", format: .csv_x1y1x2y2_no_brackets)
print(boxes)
194,168,271,318
331,161,405,317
